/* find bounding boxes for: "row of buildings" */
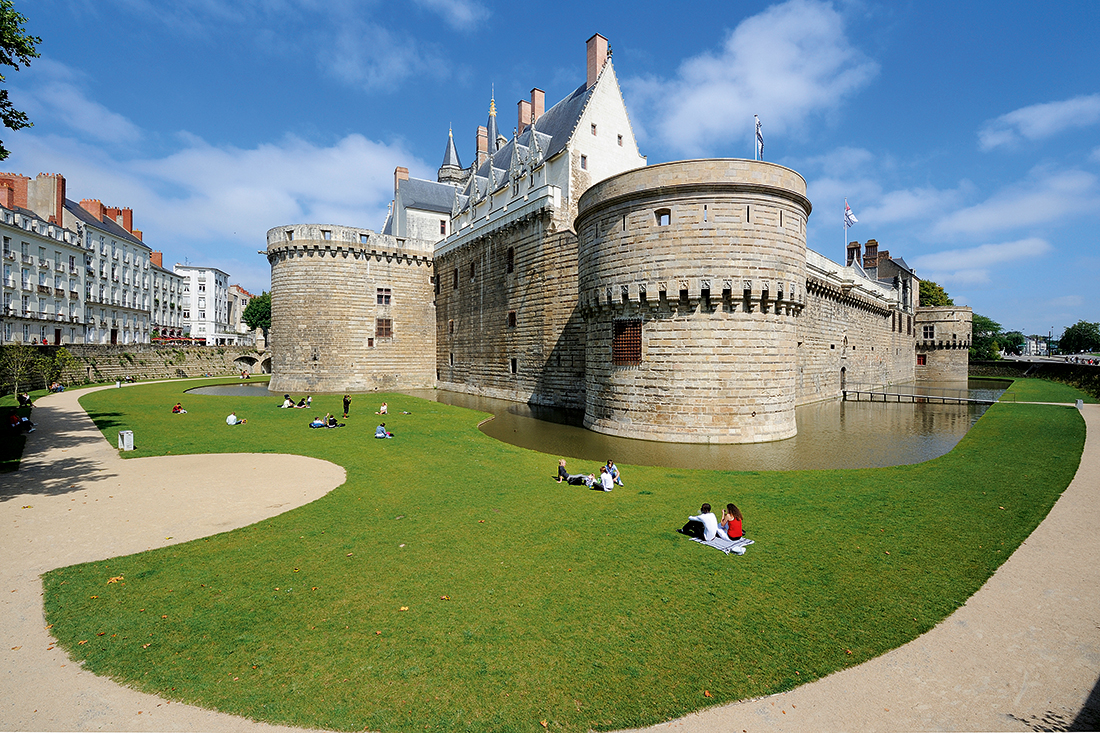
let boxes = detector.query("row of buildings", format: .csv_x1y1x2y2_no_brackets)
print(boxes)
0,172,260,347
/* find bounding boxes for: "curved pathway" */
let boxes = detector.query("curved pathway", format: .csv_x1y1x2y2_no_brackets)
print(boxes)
1,384,345,731
2,390,1097,732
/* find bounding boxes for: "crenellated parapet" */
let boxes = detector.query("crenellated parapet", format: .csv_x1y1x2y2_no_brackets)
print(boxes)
266,224,432,267
580,276,806,317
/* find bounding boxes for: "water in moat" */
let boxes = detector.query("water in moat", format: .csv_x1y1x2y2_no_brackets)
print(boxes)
189,379,1010,471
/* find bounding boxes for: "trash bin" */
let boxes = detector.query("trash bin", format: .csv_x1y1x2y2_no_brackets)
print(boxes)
116,379,121,388
118,430,134,451
1077,399,1084,410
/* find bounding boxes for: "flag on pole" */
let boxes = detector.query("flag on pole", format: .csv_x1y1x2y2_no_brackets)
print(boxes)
844,199,858,228
754,115,764,160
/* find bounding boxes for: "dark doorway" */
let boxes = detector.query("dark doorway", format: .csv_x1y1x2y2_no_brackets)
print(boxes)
840,366,847,391
110,329,118,345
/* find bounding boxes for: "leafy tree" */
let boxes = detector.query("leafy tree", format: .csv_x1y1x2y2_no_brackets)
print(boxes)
1060,320,1100,354
242,291,271,343
0,0,40,160
999,331,1025,356
37,346,78,384
970,313,1002,361
0,342,42,395
919,280,954,307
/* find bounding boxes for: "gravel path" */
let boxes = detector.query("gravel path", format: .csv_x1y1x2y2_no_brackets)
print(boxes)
2,389,1096,732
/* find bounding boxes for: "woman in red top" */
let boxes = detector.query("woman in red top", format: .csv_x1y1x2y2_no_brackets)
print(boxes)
719,503,743,540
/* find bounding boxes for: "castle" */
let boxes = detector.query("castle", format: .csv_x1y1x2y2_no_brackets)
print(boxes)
265,34,971,444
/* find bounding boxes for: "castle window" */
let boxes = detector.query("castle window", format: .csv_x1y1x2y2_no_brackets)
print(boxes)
367,337,374,347
469,262,475,280
617,134,623,146
908,316,912,335
360,233,369,244
453,268,458,289
450,352,454,366
703,205,707,223
656,209,671,226
286,230,294,241
622,214,627,231
322,230,332,240
510,358,518,374
434,275,440,295
612,318,642,366
923,325,934,339
508,310,517,328
591,123,597,136
377,288,391,305
440,220,447,236
448,319,454,335
375,318,392,339
580,155,587,170
917,353,927,366
506,247,514,274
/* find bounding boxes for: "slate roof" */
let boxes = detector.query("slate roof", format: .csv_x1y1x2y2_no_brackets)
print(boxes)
64,198,148,248
398,177,457,214
441,129,462,169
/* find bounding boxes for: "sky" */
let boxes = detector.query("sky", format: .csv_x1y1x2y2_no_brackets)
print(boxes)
6,0,1099,338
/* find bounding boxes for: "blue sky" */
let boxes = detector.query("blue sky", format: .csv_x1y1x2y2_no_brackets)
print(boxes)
7,0,1099,338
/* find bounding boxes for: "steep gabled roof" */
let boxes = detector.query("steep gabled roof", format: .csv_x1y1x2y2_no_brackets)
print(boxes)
399,177,456,214
64,198,148,248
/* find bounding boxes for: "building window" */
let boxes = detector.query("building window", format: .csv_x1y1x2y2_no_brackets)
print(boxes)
360,233,369,244
580,155,587,170
917,353,927,366
448,319,454,335
375,318,392,339
612,318,642,365
510,357,517,374
908,316,912,335
923,325,935,339
377,287,391,305
440,220,447,235
322,230,332,240
367,337,374,347
507,310,517,328
506,247,514,274
453,268,458,289
449,352,454,366
469,262,475,280
617,134,623,146
655,209,671,226
591,123,597,136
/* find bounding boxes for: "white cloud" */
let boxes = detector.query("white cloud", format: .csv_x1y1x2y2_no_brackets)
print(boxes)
979,94,1100,150
412,0,489,30
1090,146,1100,163
934,168,1100,236
320,18,451,92
912,238,1050,285
625,0,877,157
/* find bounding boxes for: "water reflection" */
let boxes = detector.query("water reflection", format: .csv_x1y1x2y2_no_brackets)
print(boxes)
404,379,1009,471
187,383,274,397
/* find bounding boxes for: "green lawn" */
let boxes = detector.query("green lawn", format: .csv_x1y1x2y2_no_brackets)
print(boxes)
998,377,1100,403
40,379,1088,732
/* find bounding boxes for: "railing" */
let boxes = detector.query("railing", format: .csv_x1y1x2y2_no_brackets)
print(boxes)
69,290,79,299
54,287,65,297
3,251,14,259
37,284,50,294
38,258,50,268
21,254,33,264
71,315,80,323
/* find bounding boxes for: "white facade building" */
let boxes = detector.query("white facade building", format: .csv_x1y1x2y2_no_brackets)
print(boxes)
150,252,185,338
174,264,236,344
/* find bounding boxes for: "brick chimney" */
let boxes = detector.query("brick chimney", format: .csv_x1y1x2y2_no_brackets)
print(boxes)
846,240,862,267
531,88,545,123
476,125,488,166
151,251,163,268
586,33,608,90
30,173,66,224
80,199,106,221
394,166,409,194
132,229,143,241
0,173,30,209
0,183,14,208
862,238,879,269
518,99,532,134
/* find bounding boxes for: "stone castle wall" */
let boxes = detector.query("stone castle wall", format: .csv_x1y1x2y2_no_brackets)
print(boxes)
434,213,586,407
915,306,972,382
575,160,812,443
266,224,435,394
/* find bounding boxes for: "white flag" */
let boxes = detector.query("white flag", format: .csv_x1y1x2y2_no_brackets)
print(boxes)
755,115,764,160
844,200,858,228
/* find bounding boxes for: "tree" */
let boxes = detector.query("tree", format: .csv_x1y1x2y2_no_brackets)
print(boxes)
999,331,1025,356
919,280,954,307
36,346,78,385
242,291,271,343
970,314,1003,361
0,342,42,395
1060,320,1100,354
0,0,40,161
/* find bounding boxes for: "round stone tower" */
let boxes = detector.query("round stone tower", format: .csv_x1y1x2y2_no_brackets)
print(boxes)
265,224,435,394
575,159,812,443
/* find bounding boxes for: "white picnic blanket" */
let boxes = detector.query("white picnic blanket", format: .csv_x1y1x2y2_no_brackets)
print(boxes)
690,535,754,555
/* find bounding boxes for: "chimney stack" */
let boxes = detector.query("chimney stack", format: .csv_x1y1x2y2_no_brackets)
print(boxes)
394,166,409,194
518,99,532,134
80,199,106,222
846,241,862,267
531,88,545,124
476,125,488,166
862,238,879,269
586,33,608,89
151,251,163,268
0,173,30,210
30,173,66,224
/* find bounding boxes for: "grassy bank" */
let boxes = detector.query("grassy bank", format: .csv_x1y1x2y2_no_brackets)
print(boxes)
40,379,1087,732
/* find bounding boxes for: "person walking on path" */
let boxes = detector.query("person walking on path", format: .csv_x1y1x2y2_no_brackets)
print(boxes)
342,394,351,419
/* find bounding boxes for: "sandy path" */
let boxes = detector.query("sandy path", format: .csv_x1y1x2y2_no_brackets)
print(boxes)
1,384,344,731
2,389,1097,732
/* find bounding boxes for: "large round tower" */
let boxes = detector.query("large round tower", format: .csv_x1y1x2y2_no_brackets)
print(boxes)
575,160,812,443
265,224,435,394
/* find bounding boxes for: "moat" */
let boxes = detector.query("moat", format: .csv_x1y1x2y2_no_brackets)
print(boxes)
191,378,1009,471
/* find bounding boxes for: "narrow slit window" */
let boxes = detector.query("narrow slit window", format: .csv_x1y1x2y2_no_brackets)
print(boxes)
580,155,587,170
507,310,517,328
440,220,447,235
469,262,475,280
506,247,514,274
656,209,671,226
612,318,642,366
448,319,454,335
510,358,518,374
453,268,458,289
591,123,597,136
703,205,707,223
617,134,623,146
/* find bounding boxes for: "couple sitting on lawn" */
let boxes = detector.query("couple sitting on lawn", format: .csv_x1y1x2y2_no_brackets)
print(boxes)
310,414,344,428
680,503,743,541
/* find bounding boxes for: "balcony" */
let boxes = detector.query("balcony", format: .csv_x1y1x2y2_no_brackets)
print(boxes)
69,290,79,300
55,313,65,322
21,254,33,264
3,250,13,260
99,319,108,327
71,315,80,323
54,287,65,297
36,284,50,295
2,278,13,288
38,259,49,268
54,262,65,271
69,265,78,274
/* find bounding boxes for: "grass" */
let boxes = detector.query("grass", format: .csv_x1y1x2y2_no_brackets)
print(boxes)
998,377,1100,403
38,378,1088,732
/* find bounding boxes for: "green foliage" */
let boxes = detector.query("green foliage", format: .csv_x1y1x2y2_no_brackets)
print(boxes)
0,0,40,160
36,346,79,384
241,292,271,338
0,342,42,395
1059,320,1100,354
970,313,1003,361
919,280,954,307
1000,331,1025,356
39,383,1086,733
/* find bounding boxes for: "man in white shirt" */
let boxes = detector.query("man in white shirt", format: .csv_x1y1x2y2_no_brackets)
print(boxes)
226,412,246,425
599,466,614,492
682,503,718,540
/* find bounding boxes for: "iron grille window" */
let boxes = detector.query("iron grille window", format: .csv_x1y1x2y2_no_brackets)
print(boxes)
376,318,392,339
612,318,642,365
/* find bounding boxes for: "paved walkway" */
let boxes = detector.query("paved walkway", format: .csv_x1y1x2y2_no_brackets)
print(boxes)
1,390,1097,732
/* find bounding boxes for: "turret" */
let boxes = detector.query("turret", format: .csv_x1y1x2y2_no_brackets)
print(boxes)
438,127,464,185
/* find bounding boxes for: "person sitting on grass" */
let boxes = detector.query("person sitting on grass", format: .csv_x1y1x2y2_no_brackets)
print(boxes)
295,397,308,408
172,402,187,414
17,393,32,407
325,413,345,428
9,413,34,433
226,412,247,426
680,503,718,540
598,465,614,492
376,402,388,415
375,422,393,438
717,503,743,540
309,416,325,428
281,395,294,408
605,460,623,486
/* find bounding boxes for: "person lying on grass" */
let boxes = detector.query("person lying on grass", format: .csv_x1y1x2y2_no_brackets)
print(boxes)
556,460,597,488
309,416,325,428
680,503,718,540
